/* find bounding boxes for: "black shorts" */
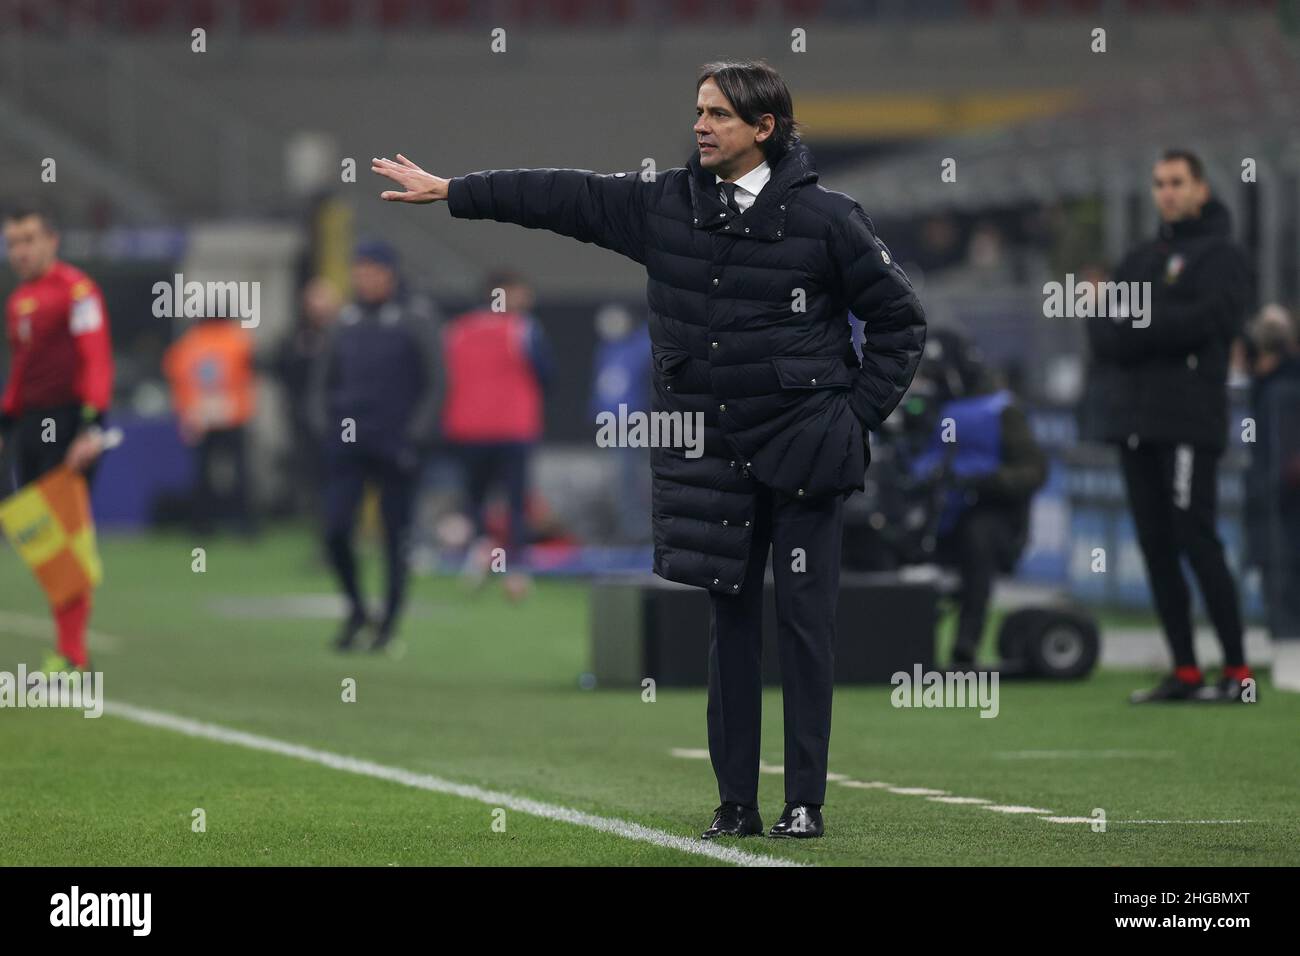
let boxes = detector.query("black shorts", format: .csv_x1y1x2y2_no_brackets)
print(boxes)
9,404,94,487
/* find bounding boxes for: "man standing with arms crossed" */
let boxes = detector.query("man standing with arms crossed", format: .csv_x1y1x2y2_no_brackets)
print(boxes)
1084,150,1255,703
372,59,925,839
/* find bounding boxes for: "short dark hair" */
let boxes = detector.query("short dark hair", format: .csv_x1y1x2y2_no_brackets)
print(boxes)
1158,148,1205,181
696,59,801,162
484,269,526,292
2,202,59,232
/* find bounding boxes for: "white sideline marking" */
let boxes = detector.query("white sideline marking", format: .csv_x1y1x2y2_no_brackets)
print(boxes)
1039,816,1097,824
102,702,805,867
838,780,893,790
669,749,1262,828
1109,819,1259,825
0,611,121,652
994,749,1176,760
983,805,1055,814
1041,816,1258,825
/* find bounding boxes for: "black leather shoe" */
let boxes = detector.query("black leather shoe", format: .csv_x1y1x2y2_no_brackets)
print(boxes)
769,803,824,838
701,802,763,839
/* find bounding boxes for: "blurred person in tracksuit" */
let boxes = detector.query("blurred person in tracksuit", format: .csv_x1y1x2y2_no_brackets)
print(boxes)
589,303,651,543
908,328,1048,667
163,314,258,535
0,203,113,673
442,270,551,601
1082,149,1256,704
310,240,442,652
1241,305,1300,643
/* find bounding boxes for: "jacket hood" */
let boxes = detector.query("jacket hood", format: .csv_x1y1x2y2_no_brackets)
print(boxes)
1160,197,1231,242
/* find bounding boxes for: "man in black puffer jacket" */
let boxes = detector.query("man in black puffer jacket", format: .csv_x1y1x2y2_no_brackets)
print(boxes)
1081,149,1255,705
372,59,926,840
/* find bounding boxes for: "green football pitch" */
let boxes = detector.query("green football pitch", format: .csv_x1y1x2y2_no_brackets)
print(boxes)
1,530,1296,866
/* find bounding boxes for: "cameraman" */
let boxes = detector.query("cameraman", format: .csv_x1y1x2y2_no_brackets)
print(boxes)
908,329,1048,667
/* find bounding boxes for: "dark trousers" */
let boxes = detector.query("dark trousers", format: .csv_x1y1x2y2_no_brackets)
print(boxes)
456,442,530,557
1259,502,1300,640
1118,441,1245,669
287,415,326,519
322,449,420,627
707,483,843,808
193,426,254,534
10,405,90,486
934,506,1022,660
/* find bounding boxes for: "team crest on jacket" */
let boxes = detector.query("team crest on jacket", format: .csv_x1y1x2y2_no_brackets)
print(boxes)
1164,253,1185,284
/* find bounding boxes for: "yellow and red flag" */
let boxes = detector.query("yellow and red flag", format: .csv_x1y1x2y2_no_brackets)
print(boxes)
0,465,102,608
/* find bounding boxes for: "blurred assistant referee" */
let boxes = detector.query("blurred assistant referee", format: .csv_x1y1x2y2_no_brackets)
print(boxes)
370,59,925,840
0,203,113,673
1083,149,1255,704
310,240,443,653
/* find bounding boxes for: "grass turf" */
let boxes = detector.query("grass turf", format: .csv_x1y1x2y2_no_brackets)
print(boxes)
1,528,1296,866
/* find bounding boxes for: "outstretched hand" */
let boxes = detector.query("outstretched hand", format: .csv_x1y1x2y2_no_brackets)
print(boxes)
64,429,106,473
371,154,449,204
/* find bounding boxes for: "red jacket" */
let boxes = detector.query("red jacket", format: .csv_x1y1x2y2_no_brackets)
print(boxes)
3,261,113,418
441,308,543,442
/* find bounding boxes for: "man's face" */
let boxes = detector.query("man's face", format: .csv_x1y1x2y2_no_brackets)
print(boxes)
3,215,59,282
1152,159,1208,224
351,260,396,304
694,78,772,181
500,282,534,314
301,277,341,328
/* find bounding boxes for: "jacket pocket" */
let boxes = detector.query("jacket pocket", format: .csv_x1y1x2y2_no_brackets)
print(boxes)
770,355,853,390
653,346,690,378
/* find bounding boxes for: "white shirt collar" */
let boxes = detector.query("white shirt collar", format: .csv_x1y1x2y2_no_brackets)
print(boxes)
716,160,770,212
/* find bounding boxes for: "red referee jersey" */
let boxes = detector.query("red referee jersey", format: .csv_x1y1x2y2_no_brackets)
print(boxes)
2,260,114,418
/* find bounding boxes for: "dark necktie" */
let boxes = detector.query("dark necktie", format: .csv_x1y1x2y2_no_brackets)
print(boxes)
720,181,742,217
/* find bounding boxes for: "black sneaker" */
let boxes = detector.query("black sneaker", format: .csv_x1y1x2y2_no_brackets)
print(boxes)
1129,673,1202,704
949,648,977,670
332,610,370,652
368,618,398,653
1196,675,1258,703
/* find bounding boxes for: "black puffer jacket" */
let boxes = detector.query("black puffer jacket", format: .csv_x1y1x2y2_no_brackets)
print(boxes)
447,143,926,594
1081,199,1255,454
